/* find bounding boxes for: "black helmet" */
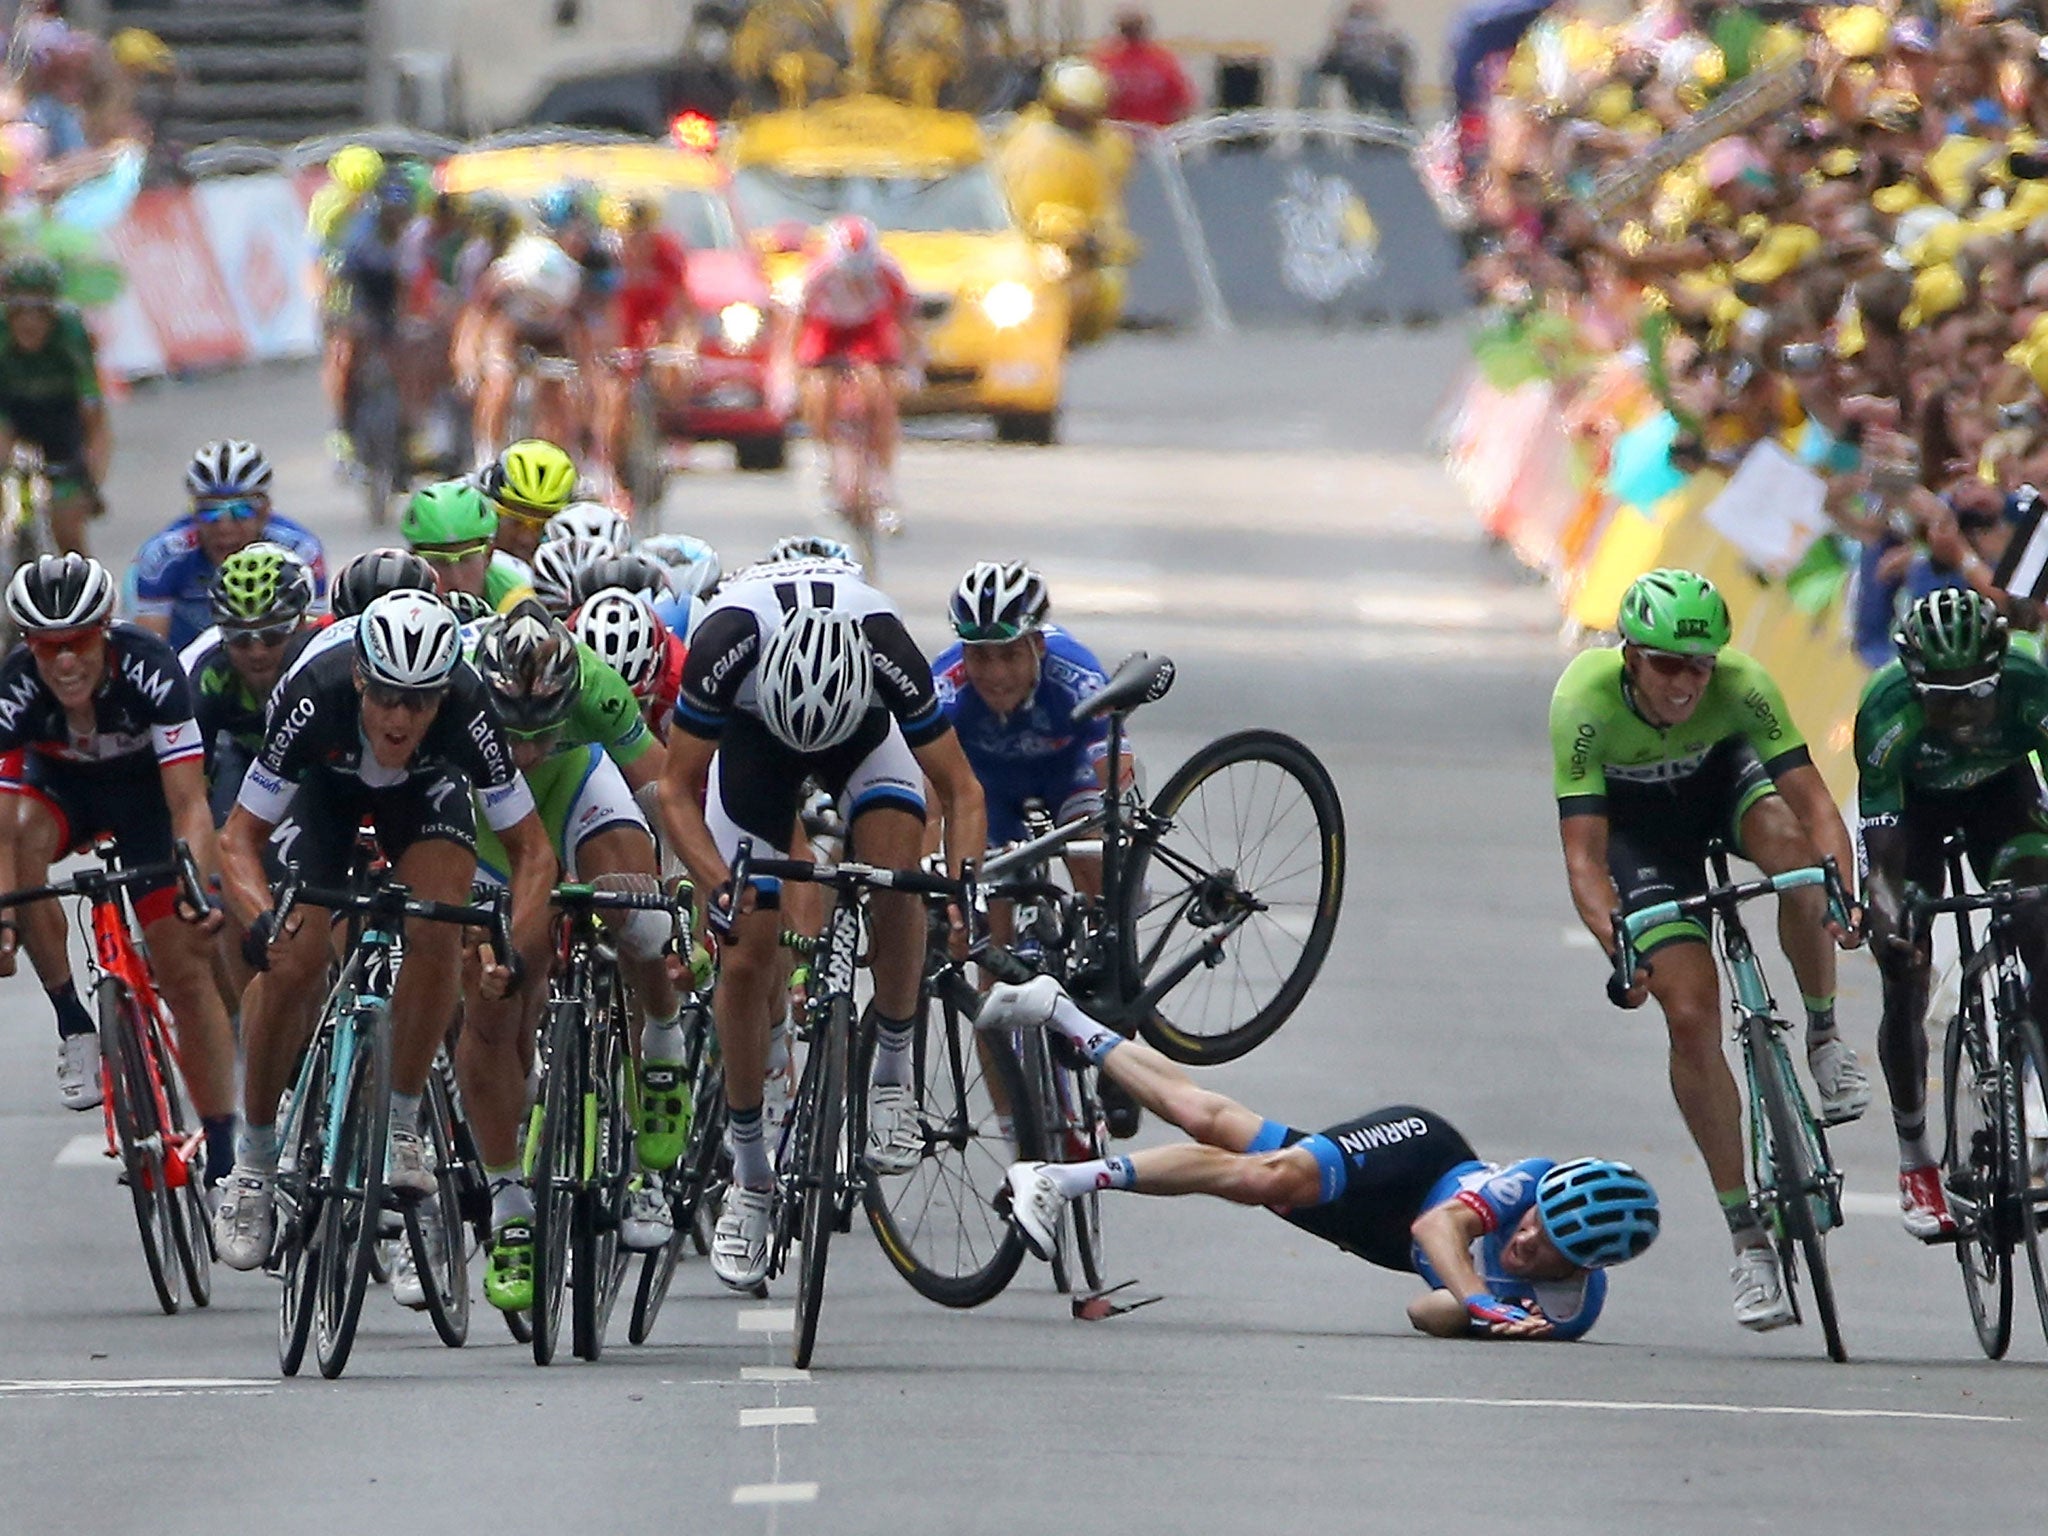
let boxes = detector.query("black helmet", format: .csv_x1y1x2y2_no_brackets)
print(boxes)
570,551,674,610
331,548,437,619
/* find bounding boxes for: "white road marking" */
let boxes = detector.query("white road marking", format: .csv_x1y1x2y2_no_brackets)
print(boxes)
741,1365,811,1382
53,1134,107,1167
1840,1191,1899,1219
737,1308,795,1333
0,1378,273,1397
1334,1393,2015,1424
740,1406,817,1427
1561,928,1599,949
732,1483,819,1506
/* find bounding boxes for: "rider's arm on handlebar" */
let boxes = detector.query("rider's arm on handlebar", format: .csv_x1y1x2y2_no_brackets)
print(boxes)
913,731,986,881
495,807,559,983
1558,811,1623,958
1774,763,1862,927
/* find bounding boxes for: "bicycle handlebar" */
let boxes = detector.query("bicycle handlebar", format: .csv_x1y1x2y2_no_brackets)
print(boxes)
0,839,208,917
1609,859,1850,997
710,836,966,940
1909,883,2048,917
273,877,512,959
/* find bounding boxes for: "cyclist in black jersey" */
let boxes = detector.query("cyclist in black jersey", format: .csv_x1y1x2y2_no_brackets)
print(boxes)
0,258,108,557
0,556,236,1185
211,591,556,1273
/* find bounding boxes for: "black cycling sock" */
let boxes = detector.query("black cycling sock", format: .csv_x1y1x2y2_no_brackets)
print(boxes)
202,1116,237,1187
49,981,94,1041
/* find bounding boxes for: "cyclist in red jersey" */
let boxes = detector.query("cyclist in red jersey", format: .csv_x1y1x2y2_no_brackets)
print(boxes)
609,199,697,474
791,214,916,512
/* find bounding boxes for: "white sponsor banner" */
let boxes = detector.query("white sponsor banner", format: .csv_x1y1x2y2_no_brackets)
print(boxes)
1702,440,1829,578
192,174,319,361
90,273,166,382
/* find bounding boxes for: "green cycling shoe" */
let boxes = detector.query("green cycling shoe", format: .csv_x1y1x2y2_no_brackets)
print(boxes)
636,1058,693,1173
485,1217,536,1313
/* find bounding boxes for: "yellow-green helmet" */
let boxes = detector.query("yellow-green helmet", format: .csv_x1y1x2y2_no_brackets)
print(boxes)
483,440,577,517
211,541,314,627
403,480,497,547
329,145,384,196
1618,568,1732,656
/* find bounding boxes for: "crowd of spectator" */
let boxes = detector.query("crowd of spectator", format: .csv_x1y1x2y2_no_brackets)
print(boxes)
1460,0,2048,657
0,1,177,204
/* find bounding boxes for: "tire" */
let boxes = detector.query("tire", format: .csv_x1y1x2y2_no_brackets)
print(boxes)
314,1013,392,1380
633,1062,726,1344
154,1011,213,1310
1070,1065,1108,1293
1123,729,1346,1065
530,998,581,1366
994,410,1057,445
100,984,181,1315
1755,1029,1848,1363
1943,1009,2014,1358
276,1039,331,1377
406,1070,471,1349
735,433,788,472
352,354,404,527
572,978,633,1362
791,993,849,1371
864,974,1032,1307
1015,1030,1074,1293
2005,1018,2048,1348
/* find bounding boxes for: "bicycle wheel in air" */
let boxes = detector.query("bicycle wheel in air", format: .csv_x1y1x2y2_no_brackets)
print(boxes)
1941,1010,2013,1358
1754,1031,1848,1363
314,1014,393,1379
530,999,581,1366
1123,730,1345,1066
864,975,1032,1308
573,986,633,1362
405,1069,471,1349
2005,1019,2048,1348
99,983,180,1315
792,994,849,1371
153,1010,214,1309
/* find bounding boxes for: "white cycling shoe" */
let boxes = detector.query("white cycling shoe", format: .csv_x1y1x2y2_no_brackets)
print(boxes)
620,1176,674,1253
710,1184,774,1291
1731,1244,1796,1332
390,1240,429,1310
999,1161,1065,1262
865,1083,922,1175
1808,1037,1872,1126
386,1127,437,1199
57,1032,102,1111
976,975,1064,1033
213,1165,276,1272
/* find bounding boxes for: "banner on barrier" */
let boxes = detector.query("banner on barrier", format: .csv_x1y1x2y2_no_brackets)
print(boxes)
105,187,246,373
193,176,320,361
1701,440,1828,578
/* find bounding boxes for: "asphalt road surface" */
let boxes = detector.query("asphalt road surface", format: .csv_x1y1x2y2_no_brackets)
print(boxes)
2,326,2042,1534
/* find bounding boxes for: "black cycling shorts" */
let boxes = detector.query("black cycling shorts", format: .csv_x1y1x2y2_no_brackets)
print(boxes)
1260,1105,1478,1272
1607,738,1775,953
711,705,924,852
3,752,177,924
0,396,85,467
1895,766,2048,890
270,764,477,888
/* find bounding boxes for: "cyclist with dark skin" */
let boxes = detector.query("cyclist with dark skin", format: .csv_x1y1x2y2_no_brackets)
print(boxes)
0,258,109,557
1855,588,2048,1240
1550,568,1867,1333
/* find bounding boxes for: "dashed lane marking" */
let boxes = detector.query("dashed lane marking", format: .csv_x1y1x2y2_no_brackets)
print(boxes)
0,1378,273,1398
732,1483,819,1506
740,1406,817,1427
741,1366,811,1382
737,1308,795,1333
1335,1394,2015,1423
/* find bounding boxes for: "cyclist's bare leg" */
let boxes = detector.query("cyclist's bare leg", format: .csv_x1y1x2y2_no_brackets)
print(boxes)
799,367,831,458
456,925,550,1169
849,805,925,1020
533,376,581,462
471,322,514,456
867,362,901,490
141,908,236,1120
388,836,475,1099
1094,1028,1264,1151
1,795,70,991
713,898,781,1131
47,488,91,556
240,902,338,1131
1643,938,1749,1203
1870,909,1932,1140
1739,794,1836,1008
577,824,679,1025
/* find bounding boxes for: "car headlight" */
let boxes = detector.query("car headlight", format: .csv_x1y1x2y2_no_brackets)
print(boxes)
718,302,764,349
981,281,1035,329
771,273,804,309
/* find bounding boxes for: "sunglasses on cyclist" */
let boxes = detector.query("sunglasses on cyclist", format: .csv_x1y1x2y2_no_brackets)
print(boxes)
414,539,491,564
1633,648,1716,679
26,626,103,659
1915,673,2000,700
490,497,555,527
224,620,299,650
193,497,264,523
361,681,446,713
954,621,1031,645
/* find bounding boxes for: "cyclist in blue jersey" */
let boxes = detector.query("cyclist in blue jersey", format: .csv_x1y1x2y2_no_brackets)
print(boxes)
933,562,1123,892
127,440,328,651
981,976,1660,1340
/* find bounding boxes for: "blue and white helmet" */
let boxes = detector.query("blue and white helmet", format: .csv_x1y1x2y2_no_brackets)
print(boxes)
1534,1159,1660,1269
186,438,272,501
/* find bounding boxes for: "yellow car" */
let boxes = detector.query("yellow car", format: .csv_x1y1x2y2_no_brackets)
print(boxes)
729,94,1070,444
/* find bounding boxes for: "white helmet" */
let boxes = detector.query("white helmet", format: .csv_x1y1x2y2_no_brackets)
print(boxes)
543,500,632,559
949,560,1049,643
571,587,665,699
356,589,461,690
640,532,723,600
7,553,115,632
529,534,606,617
185,438,273,501
765,533,859,569
756,607,873,753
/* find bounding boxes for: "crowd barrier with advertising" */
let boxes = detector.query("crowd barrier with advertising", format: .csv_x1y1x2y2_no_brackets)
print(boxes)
1443,360,1870,800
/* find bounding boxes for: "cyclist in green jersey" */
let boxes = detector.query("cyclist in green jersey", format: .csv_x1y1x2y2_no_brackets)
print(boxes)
1855,588,2048,1240
466,601,686,1309
0,258,107,557
1550,568,1867,1334
401,480,536,615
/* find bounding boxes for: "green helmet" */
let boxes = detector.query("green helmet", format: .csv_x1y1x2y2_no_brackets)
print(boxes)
210,542,314,627
3,256,61,301
403,480,497,548
1617,568,1732,656
1895,588,2007,679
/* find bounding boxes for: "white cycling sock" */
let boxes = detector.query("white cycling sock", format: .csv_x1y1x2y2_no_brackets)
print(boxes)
641,1007,686,1063
1046,992,1124,1066
729,1104,773,1189
236,1122,280,1173
1042,1158,1136,1199
871,1014,915,1088
390,1090,422,1134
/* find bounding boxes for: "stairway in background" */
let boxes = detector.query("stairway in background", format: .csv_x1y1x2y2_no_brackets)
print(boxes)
117,4,371,146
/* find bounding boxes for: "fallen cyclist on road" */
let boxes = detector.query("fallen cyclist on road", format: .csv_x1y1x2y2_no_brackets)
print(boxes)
983,975,1659,1340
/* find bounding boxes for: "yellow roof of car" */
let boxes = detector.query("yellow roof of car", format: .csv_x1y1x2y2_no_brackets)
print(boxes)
729,94,986,175
439,143,723,196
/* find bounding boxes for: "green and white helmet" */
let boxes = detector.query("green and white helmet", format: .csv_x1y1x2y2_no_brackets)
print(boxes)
1618,568,1732,656
210,542,314,627
1894,588,2007,679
